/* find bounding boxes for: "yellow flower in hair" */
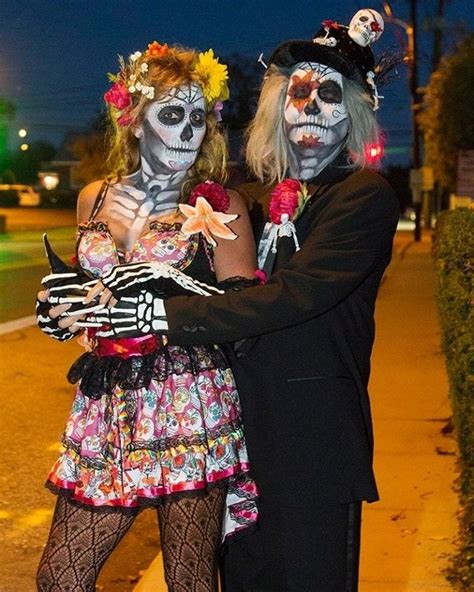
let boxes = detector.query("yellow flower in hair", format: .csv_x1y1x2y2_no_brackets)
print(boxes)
194,49,229,103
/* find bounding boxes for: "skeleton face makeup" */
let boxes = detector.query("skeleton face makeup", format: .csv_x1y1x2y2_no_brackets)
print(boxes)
348,9,384,47
284,63,349,151
138,83,207,174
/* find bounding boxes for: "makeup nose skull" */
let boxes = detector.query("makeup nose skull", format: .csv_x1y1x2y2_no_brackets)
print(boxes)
180,123,193,142
304,99,321,116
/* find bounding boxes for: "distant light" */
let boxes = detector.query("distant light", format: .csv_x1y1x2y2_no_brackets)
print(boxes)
20,143,29,151
39,172,59,190
18,128,27,138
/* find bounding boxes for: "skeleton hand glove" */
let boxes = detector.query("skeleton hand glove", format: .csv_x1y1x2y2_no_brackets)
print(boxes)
36,234,103,341
100,261,224,299
79,291,168,338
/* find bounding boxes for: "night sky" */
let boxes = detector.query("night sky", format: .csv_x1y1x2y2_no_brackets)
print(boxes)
1,0,472,166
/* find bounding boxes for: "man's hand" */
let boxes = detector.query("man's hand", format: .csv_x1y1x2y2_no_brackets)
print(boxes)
77,291,168,338
85,261,224,302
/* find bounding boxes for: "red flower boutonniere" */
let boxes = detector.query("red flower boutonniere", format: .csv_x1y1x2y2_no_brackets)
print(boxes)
269,179,310,224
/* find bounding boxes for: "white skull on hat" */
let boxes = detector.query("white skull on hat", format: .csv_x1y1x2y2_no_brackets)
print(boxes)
348,9,384,47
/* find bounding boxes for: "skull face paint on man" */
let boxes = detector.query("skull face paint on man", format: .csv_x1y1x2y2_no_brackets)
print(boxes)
285,63,349,150
284,62,349,179
138,83,207,174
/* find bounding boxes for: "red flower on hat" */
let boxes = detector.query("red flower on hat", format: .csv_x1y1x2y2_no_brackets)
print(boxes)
287,70,320,113
322,19,341,30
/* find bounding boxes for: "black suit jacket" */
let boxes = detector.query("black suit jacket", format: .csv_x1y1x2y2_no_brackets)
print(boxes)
165,164,400,506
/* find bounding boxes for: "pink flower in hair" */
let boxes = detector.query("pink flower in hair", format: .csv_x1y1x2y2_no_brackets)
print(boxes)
104,82,132,110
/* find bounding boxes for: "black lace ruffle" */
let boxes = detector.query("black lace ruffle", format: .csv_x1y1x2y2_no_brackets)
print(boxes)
67,344,231,399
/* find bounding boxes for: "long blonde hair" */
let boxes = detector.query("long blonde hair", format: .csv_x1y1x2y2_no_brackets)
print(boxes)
105,47,227,200
245,64,380,184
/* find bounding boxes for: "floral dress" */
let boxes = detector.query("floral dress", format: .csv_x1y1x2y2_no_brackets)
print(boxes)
46,210,258,540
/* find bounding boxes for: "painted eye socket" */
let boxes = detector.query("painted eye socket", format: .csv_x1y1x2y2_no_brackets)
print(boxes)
317,80,343,104
359,16,369,22
190,109,206,128
158,106,185,126
291,82,312,100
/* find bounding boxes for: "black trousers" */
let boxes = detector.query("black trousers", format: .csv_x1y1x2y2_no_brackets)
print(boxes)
221,500,362,592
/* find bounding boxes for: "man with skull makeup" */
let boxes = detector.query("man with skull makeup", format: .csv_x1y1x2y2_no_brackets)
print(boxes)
68,10,399,591
35,43,259,592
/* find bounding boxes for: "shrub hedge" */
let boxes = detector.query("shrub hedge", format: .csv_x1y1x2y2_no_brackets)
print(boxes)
432,208,474,590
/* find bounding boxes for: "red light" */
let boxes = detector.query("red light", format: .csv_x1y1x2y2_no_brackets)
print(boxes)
364,142,384,167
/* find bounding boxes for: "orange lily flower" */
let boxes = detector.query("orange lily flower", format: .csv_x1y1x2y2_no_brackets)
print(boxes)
179,196,238,247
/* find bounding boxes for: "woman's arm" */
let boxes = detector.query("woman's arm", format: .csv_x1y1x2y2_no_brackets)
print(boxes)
213,189,257,283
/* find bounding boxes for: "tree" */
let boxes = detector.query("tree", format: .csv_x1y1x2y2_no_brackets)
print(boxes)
68,112,108,184
8,141,56,184
419,34,474,192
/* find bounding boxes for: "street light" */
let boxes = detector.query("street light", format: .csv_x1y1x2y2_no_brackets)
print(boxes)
382,1,422,241
18,128,27,138
20,143,29,152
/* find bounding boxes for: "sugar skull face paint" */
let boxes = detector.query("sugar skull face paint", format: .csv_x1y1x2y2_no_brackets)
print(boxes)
138,83,207,173
284,63,349,150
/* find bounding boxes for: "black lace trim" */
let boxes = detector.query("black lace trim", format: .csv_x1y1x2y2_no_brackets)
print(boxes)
60,418,244,470
67,344,231,399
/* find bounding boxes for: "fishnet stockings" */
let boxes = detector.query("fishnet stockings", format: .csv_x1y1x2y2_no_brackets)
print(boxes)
158,487,226,592
36,496,136,591
37,487,226,592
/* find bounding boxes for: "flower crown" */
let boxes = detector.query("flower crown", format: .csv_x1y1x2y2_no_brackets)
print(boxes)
104,41,229,127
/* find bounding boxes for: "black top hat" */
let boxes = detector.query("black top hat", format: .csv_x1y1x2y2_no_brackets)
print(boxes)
269,9,385,100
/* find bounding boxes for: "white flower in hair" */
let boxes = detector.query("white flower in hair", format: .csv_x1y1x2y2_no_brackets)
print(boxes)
140,63,149,73
130,51,142,62
136,82,143,91
128,85,136,93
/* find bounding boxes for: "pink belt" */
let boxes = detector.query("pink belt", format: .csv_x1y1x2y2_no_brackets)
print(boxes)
93,333,160,359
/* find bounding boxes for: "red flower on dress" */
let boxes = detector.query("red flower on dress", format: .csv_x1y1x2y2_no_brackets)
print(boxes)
269,179,309,224
103,82,132,110
287,70,320,113
188,181,230,212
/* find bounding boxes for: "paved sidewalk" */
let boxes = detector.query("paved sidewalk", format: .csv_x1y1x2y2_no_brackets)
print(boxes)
134,230,459,591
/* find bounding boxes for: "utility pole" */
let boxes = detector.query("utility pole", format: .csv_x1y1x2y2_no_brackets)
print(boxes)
432,0,445,70
410,0,423,241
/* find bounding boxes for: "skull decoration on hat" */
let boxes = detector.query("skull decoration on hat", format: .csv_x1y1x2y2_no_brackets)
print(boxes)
270,8,385,111
348,9,384,47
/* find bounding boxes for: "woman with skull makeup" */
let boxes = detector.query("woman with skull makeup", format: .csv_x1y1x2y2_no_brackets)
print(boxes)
81,11,400,591
35,42,258,592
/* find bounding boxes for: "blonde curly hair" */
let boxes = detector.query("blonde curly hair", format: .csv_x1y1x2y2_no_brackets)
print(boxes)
104,44,228,200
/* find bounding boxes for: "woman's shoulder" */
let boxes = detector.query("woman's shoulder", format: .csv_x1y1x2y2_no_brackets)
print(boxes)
77,180,107,222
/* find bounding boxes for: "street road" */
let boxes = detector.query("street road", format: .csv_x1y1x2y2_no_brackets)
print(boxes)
0,209,160,591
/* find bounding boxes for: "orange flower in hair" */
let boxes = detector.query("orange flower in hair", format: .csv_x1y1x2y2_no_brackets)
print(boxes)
146,41,169,58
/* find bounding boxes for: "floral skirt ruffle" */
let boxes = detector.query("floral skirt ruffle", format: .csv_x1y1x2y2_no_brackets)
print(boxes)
47,343,258,541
